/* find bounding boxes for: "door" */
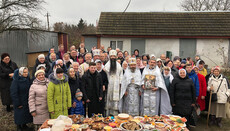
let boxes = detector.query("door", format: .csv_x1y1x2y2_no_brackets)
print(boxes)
131,39,145,56
179,39,196,59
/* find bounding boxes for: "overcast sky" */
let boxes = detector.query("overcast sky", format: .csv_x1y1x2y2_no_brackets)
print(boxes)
38,0,182,28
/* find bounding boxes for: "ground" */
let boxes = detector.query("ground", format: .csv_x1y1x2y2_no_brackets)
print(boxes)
0,100,230,131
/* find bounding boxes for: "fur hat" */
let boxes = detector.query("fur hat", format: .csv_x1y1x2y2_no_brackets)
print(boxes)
109,50,117,56
75,89,83,98
1,53,10,60
35,70,45,77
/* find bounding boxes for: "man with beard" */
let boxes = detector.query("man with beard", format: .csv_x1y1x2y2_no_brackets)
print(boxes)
78,53,92,77
81,62,103,117
141,58,172,116
119,58,142,116
104,50,123,116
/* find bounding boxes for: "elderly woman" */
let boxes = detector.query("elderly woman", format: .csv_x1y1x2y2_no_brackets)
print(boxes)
122,61,128,74
0,53,18,112
170,69,196,128
47,68,72,119
10,67,33,131
162,66,174,93
63,53,73,69
32,54,51,77
29,70,49,130
208,66,230,128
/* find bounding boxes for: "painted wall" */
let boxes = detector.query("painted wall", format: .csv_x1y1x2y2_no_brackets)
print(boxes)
196,39,229,68
100,38,131,53
145,39,180,59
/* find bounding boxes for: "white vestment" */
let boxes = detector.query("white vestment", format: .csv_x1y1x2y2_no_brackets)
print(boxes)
104,60,123,116
78,62,89,78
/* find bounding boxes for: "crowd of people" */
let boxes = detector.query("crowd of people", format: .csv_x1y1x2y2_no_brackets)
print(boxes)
0,42,230,131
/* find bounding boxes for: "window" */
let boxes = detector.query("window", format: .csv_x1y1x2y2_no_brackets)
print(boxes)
110,41,123,50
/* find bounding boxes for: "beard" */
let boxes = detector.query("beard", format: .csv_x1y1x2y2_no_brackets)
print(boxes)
110,58,117,74
130,67,136,73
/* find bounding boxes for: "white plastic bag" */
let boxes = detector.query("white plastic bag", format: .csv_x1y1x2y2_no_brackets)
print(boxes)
51,115,72,131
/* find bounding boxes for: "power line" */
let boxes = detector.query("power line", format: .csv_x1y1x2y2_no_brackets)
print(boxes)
123,0,132,13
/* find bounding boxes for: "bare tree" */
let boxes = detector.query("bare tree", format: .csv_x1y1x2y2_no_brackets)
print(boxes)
180,0,230,11
0,0,45,33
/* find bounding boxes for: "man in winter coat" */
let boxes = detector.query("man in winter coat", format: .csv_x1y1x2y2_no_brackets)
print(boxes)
186,64,200,97
0,53,18,112
47,68,72,119
81,62,103,117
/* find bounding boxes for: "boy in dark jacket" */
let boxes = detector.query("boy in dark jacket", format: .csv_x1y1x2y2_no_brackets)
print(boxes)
70,89,85,115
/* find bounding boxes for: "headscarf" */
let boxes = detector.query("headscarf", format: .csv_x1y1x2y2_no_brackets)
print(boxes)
163,66,174,83
178,68,187,77
19,67,27,76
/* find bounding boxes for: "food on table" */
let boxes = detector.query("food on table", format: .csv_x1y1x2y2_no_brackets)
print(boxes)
111,128,122,131
163,119,175,125
133,116,145,121
121,121,142,131
103,116,115,123
71,124,80,129
143,115,154,123
143,124,155,130
79,124,89,130
69,114,84,124
91,123,103,130
118,113,130,120
174,122,186,127
169,115,181,122
109,122,117,128
176,117,187,123
92,113,104,122
154,115,163,122
131,119,140,123
41,121,50,129
104,126,112,131
155,122,166,128
83,118,94,125
47,119,56,125
160,115,170,119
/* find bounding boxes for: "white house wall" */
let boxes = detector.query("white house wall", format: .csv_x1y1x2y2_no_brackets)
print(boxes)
145,39,180,58
100,38,131,53
196,39,229,68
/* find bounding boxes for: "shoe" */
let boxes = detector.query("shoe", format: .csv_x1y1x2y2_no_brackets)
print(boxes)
17,125,22,131
216,118,223,128
6,105,11,112
22,124,29,129
208,115,216,126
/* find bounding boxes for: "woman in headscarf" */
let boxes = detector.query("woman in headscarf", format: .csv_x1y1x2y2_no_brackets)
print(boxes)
10,67,33,131
29,70,49,130
47,68,72,119
162,66,174,93
207,66,230,128
170,68,196,128
0,53,18,112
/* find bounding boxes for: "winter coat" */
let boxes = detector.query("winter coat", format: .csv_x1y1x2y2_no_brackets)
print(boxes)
81,70,103,101
207,74,230,104
51,62,68,74
47,73,72,119
196,73,207,111
170,66,178,78
199,68,207,77
0,60,18,105
10,69,33,125
68,74,81,100
28,78,50,124
32,58,51,77
188,70,200,97
170,75,196,115
70,98,85,115
70,55,79,62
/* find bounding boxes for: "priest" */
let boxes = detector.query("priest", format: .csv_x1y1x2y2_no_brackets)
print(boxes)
104,50,123,116
141,58,172,116
119,58,142,116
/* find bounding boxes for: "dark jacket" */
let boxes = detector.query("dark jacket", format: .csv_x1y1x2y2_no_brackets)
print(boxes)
32,58,51,77
0,60,18,105
81,70,103,101
10,69,32,125
51,62,68,74
68,73,81,100
170,75,196,115
70,98,85,115
98,70,108,92
188,70,200,97
171,66,178,78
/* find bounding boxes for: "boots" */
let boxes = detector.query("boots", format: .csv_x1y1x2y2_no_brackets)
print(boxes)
17,125,22,131
208,115,216,126
6,105,11,112
216,118,223,128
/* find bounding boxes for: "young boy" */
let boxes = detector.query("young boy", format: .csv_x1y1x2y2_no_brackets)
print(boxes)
70,89,85,115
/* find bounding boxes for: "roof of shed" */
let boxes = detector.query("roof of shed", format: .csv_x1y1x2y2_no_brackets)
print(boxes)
96,12,230,37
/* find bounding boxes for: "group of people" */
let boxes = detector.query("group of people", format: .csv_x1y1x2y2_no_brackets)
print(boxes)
0,43,229,131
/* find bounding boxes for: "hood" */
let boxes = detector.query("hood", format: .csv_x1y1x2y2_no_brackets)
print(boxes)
13,69,30,82
188,70,196,76
33,77,49,85
48,72,68,84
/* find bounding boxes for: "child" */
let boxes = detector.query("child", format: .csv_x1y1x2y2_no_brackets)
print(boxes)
70,89,85,115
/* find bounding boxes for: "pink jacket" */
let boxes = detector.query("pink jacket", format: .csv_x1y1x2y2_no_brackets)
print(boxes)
28,78,50,124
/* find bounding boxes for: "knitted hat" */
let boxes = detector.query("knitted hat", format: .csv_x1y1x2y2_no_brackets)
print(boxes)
38,54,45,59
1,53,10,60
214,66,220,71
35,70,45,77
181,60,187,64
36,64,46,71
75,89,83,98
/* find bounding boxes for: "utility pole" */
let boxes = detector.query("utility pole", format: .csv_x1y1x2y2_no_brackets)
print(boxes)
46,12,50,31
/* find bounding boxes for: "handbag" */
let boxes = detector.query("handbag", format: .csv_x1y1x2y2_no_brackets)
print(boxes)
211,79,223,102
190,106,198,126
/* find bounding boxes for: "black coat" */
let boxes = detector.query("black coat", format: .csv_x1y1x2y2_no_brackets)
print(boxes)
81,70,103,101
98,70,108,92
10,69,32,125
32,59,51,77
68,73,81,101
170,75,196,115
0,60,18,105
171,66,178,78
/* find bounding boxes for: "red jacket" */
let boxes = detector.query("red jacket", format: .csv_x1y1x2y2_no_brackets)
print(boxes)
197,73,207,111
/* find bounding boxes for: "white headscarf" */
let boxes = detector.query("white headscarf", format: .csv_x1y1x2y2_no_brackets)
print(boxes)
19,67,27,76
163,67,174,83
179,68,187,77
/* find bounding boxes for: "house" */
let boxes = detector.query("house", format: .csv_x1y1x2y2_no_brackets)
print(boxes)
83,12,230,68
0,29,68,72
